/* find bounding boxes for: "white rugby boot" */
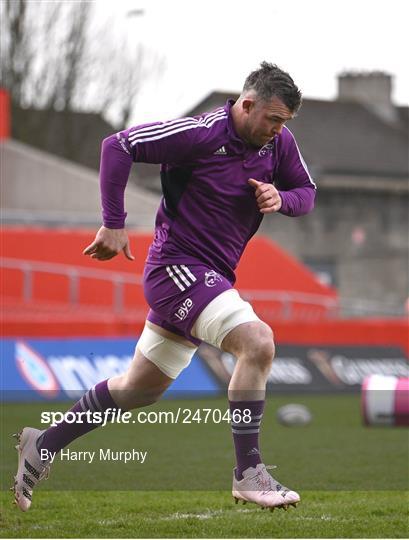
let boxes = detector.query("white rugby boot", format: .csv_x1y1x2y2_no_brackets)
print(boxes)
12,428,51,511
232,463,300,511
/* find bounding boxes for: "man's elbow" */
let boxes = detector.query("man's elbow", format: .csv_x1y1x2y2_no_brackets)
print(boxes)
304,191,316,214
101,133,132,158
102,133,117,151
293,188,316,217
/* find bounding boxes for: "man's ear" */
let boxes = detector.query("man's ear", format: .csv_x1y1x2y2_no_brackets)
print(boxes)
241,98,255,115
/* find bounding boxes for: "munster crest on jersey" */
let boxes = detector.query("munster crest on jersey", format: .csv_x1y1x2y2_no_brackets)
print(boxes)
205,270,223,287
258,143,274,157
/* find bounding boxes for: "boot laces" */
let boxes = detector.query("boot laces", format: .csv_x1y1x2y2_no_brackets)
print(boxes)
38,463,50,482
253,465,278,494
253,465,290,495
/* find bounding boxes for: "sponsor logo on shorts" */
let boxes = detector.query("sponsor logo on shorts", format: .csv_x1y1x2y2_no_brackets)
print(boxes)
174,298,194,321
205,270,223,287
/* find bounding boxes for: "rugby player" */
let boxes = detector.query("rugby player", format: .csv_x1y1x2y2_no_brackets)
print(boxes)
13,62,316,511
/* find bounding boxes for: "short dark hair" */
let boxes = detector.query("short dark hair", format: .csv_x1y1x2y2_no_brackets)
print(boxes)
243,62,302,112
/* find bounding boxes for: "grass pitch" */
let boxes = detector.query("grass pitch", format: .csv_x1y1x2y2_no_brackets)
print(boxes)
1,394,408,538
1,490,408,538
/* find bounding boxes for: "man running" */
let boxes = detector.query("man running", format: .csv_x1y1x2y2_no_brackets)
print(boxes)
13,62,316,511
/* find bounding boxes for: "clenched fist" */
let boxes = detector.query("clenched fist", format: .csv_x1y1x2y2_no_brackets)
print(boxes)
248,178,282,213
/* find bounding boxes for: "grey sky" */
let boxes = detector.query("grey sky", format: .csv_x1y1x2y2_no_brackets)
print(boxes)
97,0,408,124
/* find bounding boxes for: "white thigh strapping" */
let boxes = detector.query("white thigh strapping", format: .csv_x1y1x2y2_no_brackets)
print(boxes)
191,289,260,349
137,325,197,379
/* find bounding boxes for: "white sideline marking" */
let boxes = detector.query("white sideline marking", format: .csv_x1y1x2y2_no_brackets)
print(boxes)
96,519,125,526
158,508,256,521
161,510,224,521
293,515,355,523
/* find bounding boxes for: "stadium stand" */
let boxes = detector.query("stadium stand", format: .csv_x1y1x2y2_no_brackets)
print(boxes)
1,228,337,335
1,138,160,229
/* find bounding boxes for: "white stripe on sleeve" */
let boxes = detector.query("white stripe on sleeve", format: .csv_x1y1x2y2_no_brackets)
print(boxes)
129,111,227,147
128,108,225,141
284,126,317,189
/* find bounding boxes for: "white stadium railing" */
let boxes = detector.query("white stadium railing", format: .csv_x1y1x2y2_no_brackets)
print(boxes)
1,258,406,320
1,257,142,314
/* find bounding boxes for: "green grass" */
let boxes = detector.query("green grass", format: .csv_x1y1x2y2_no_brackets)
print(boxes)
1,490,408,538
1,394,408,537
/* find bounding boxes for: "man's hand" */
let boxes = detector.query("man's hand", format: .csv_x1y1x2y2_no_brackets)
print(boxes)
248,178,282,213
83,226,135,261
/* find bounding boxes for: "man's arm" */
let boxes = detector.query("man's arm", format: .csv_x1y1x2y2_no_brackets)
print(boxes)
83,134,134,261
274,127,317,217
83,113,210,261
99,134,133,230
98,117,201,231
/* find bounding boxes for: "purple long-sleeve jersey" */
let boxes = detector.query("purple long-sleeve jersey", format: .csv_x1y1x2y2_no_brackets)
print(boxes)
100,100,316,283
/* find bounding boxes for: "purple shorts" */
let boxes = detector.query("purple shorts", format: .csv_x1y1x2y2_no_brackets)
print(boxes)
143,263,233,345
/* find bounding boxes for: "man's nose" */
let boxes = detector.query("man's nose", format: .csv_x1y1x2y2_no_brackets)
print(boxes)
273,123,284,135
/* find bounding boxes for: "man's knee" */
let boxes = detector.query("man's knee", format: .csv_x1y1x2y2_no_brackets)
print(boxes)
247,322,275,367
223,321,275,369
111,370,166,409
